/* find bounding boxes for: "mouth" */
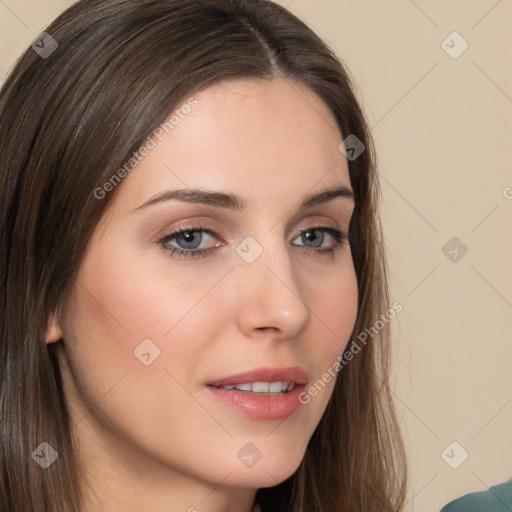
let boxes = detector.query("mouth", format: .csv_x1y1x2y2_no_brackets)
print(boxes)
210,381,296,394
205,367,308,420
206,366,308,390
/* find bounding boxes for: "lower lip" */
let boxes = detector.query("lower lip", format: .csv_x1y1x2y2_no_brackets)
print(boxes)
205,384,306,420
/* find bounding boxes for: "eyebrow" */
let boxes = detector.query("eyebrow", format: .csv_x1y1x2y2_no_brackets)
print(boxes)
131,185,354,213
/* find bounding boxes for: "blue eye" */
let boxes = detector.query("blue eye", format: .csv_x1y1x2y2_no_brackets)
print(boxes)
158,225,350,260
159,227,218,259
173,230,210,250
294,228,330,248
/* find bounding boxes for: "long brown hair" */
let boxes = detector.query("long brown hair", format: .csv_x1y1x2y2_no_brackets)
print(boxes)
0,0,407,510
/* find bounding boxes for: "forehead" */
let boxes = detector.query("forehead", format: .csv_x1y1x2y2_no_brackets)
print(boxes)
188,76,342,152
106,77,351,215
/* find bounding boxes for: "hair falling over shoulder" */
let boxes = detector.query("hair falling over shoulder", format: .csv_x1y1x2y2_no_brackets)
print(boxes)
0,1,407,510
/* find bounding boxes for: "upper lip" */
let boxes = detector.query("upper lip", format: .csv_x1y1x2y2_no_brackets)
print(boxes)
207,367,308,387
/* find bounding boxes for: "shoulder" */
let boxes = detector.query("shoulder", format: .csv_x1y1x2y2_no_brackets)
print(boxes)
440,479,512,512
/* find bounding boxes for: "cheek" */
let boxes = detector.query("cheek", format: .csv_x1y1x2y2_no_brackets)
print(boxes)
61,239,230,409
70,238,223,348
298,259,359,408
59,243,232,462
309,257,359,355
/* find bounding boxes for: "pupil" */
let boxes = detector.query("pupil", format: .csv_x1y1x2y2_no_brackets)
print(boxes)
178,231,201,249
305,230,323,247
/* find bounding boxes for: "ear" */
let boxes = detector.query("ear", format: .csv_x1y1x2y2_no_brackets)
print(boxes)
46,308,63,344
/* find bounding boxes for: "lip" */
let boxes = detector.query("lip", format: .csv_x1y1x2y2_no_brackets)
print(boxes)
205,366,308,421
206,366,308,387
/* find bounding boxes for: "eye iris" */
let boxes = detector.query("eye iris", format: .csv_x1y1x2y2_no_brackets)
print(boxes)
303,229,324,247
177,231,202,249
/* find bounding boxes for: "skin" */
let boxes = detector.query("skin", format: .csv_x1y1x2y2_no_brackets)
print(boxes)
46,77,359,512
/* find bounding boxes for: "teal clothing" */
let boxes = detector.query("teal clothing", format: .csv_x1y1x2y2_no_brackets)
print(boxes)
441,479,512,512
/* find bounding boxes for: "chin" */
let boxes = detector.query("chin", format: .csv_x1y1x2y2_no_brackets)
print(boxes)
222,449,305,489
225,468,298,489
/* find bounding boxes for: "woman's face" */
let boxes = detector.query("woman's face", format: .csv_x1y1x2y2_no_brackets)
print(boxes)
51,77,358,500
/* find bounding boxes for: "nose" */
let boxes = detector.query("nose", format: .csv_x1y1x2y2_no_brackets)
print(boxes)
233,235,311,341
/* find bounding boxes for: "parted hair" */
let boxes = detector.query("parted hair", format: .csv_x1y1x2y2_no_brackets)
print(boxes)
0,1,407,511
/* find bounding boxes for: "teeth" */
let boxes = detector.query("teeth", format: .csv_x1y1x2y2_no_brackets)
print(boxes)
234,383,252,391
218,381,295,393
252,382,269,392
268,381,282,393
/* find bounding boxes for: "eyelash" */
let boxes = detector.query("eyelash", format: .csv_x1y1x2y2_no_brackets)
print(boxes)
158,222,352,260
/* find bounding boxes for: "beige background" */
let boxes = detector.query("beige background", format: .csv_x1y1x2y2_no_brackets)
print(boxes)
1,1,511,510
